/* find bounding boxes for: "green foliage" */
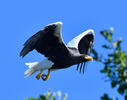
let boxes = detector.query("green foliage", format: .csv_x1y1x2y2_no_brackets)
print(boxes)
101,93,119,100
92,28,127,100
25,90,67,100
101,93,114,100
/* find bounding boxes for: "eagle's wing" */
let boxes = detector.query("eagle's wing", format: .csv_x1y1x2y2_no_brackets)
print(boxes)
67,29,94,74
67,29,94,55
20,22,69,61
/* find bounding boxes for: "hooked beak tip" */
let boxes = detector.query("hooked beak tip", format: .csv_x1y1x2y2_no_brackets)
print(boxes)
85,56,93,61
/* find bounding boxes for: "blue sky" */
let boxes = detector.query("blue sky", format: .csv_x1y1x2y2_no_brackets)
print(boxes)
0,0,127,100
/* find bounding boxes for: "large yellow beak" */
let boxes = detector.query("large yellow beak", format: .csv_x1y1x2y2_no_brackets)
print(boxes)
85,56,93,61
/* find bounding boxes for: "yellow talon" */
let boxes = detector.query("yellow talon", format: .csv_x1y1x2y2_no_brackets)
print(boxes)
36,72,42,80
42,71,50,81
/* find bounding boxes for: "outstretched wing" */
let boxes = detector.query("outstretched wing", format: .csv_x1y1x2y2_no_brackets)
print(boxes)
20,22,69,61
67,29,94,73
67,29,94,55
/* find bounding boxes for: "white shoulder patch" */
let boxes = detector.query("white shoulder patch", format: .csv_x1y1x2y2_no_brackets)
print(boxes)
67,29,94,48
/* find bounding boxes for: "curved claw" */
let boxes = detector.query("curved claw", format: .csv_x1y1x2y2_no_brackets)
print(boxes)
42,74,47,76
36,72,42,80
41,71,50,81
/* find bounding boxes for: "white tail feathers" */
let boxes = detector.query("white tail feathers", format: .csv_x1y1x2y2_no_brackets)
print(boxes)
24,59,54,78
24,62,40,78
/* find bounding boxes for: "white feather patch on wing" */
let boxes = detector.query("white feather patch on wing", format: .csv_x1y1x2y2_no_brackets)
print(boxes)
67,29,94,48
54,22,64,43
44,21,64,44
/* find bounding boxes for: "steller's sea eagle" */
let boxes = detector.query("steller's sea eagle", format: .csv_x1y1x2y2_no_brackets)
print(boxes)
20,22,94,81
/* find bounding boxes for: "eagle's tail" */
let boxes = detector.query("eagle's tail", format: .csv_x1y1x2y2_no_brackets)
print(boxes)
24,59,54,78
24,62,40,78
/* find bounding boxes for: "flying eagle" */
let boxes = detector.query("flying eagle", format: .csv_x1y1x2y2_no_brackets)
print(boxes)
20,22,94,81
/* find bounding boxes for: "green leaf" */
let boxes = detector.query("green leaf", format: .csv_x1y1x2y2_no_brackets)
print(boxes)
111,80,118,88
101,69,107,73
91,49,98,60
107,34,112,43
117,84,127,94
102,45,112,49
40,95,46,100
100,30,108,38
101,93,113,100
28,97,34,100
125,92,127,100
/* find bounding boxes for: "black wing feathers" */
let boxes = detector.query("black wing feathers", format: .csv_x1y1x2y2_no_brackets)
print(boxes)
20,31,42,57
20,24,69,61
78,34,94,55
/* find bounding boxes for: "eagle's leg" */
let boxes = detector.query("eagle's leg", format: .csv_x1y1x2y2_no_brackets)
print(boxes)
42,70,50,81
36,72,43,80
